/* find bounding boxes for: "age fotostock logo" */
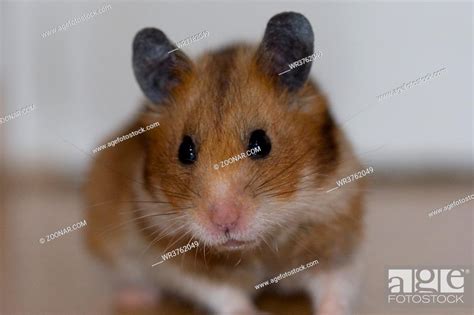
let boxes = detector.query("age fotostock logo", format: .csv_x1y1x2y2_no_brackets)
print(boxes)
387,268,470,305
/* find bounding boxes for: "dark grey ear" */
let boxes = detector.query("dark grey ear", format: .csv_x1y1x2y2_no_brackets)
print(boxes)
256,12,314,91
132,28,192,104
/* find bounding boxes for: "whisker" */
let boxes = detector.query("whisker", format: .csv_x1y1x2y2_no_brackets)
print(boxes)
181,234,197,268
135,214,186,234
254,147,314,193
260,235,275,254
140,219,187,256
86,199,175,209
203,242,208,270
251,143,384,197
117,205,194,216
99,211,179,237
162,228,193,254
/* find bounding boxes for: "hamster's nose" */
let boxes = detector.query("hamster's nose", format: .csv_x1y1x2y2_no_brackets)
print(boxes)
209,202,240,232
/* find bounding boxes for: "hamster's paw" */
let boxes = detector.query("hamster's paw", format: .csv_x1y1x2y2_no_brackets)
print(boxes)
114,285,161,311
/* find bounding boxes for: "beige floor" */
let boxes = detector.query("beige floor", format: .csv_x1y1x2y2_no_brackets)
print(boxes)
1,171,472,315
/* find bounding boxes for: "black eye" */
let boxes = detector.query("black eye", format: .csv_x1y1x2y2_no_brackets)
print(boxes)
248,129,271,159
178,135,197,164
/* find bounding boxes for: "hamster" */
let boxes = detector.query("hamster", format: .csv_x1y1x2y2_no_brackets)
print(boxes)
84,11,365,315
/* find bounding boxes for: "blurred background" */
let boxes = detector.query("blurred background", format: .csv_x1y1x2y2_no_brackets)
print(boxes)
1,1,472,315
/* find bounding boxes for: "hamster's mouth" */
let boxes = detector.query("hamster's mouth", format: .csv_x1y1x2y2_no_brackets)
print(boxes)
216,238,256,251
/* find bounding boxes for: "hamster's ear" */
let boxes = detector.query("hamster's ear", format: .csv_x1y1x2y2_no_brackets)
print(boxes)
132,28,193,104
256,12,314,92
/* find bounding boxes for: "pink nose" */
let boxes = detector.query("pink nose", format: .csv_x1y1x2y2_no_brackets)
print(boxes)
209,203,240,232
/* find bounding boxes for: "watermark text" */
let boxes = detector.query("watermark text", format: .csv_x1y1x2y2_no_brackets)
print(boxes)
255,259,319,290
152,241,199,267
92,121,160,153
213,146,261,170
326,166,374,193
39,219,87,244
41,4,112,39
377,67,446,101
168,30,210,54
0,104,36,125
428,193,473,218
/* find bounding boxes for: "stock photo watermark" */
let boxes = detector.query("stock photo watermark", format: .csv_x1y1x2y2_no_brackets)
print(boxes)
428,193,473,218
377,67,446,101
255,259,319,290
278,50,323,76
326,166,374,193
168,30,210,54
0,104,36,125
92,121,160,153
39,219,87,244
213,146,261,170
341,66,447,127
387,267,471,305
152,241,200,267
41,4,112,39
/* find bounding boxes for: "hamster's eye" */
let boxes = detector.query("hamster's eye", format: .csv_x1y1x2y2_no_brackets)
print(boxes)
248,129,271,159
178,135,197,164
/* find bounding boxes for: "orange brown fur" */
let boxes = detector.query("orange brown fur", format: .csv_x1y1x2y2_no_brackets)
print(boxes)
84,43,364,307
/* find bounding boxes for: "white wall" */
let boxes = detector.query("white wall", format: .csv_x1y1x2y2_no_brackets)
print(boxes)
1,1,472,174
